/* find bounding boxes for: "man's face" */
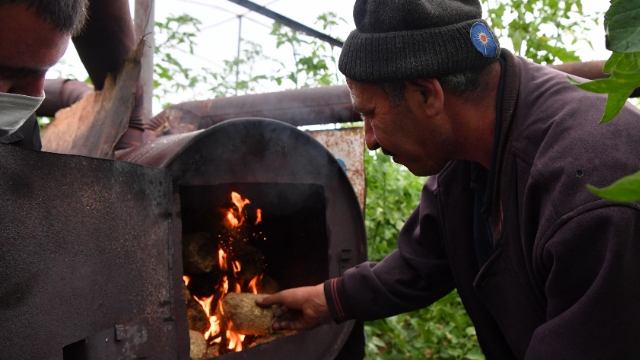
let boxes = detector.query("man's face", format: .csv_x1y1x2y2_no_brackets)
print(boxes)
348,79,455,176
0,4,70,96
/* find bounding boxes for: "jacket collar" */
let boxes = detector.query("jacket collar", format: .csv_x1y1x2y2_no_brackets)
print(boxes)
491,49,521,237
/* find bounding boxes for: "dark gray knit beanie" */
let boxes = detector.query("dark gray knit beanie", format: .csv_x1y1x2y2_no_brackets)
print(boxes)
339,0,501,83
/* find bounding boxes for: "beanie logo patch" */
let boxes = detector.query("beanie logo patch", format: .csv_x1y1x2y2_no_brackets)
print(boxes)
470,23,498,57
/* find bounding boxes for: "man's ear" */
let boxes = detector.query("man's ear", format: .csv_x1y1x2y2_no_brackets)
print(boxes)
405,79,444,117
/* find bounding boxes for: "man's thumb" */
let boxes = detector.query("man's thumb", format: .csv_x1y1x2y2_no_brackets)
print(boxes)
256,293,279,307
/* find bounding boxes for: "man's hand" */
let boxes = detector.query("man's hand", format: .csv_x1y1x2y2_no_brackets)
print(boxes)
256,284,330,331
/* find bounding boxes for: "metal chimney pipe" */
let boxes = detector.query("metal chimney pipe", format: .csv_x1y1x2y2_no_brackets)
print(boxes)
135,0,156,119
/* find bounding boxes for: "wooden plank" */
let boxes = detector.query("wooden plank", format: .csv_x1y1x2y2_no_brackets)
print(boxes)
42,40,145,158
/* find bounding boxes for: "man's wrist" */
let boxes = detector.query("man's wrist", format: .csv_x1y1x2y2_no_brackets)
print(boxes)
323,278,354,323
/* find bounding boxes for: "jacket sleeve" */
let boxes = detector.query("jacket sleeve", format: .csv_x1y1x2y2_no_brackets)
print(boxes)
526,205,640,359
324,177,455,323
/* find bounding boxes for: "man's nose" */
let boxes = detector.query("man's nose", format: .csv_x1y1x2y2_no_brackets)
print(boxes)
363,118,380,151
3,74,46,97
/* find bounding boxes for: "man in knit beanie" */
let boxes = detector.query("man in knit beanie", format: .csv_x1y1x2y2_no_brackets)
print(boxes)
260,0,640,358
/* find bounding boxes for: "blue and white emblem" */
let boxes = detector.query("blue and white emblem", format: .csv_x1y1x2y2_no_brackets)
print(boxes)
470,22,498,57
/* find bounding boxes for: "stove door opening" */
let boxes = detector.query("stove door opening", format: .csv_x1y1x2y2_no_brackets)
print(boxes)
180,183,328,358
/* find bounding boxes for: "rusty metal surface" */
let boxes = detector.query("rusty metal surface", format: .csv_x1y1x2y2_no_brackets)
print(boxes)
0,144,188,359
63,320,151,359
135,0,155,121
120,118,367,359
145,86,359,136
308,128,365,211
115,130,203,166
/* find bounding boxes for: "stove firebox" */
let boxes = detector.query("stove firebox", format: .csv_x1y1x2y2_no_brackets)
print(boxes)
182,183,329,291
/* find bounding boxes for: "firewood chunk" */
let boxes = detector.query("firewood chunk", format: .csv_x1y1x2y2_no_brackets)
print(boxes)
189,330,207,360
183,232,218,274
187,297,210,334
220,293,274,335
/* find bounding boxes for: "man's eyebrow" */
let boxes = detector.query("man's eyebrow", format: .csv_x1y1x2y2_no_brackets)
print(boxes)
0,65,49,77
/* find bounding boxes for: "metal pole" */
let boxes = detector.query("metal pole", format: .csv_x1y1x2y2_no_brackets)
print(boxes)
227,0,343,48
134,0,155,118
236,15,243,96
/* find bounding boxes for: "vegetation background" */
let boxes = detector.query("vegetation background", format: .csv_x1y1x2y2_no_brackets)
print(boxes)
46,0,640,358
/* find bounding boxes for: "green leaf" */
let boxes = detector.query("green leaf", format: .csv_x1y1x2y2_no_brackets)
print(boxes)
600,89,634,123
571,70,640,94
602,52,640,74
572,69,640,122
605,0,640,52
587,170,640,202
570,76,625,94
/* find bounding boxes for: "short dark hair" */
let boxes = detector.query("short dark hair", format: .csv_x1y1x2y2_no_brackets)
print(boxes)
379,61,498,107
1,0,89,36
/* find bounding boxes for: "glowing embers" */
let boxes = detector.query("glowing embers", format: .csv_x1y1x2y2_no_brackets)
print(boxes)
183,192,280,358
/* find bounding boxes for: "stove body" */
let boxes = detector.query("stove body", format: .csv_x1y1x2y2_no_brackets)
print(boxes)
0,117,366,359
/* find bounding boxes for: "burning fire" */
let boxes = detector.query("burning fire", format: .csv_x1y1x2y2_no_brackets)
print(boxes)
185,191,266,354
218,249,227,271
255,209,262,225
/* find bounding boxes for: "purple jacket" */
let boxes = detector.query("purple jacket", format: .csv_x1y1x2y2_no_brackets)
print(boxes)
325,50,640,359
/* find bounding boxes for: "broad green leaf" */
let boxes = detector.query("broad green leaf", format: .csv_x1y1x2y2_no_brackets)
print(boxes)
572,70,640,122
587,170,640,202
568,69,640,94
600,89,634,123
603,52,640,74
611,69,640,86
569,76,626,94
605,0,640,52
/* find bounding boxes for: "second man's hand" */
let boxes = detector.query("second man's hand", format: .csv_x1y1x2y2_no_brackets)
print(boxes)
256,283,330,331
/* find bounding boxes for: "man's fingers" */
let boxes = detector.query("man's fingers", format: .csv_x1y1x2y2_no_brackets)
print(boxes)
256,293,281,307
272,320,287,330
272,306,289,318
273,318,306,331
256,288,303,308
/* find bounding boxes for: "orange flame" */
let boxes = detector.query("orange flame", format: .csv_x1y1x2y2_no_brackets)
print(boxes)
226,212,239,228
227,329,244,351
194,295,222,341
194,295,213,317
225,192,251,229
183,275,190,287
255,209,262,225
207,315,221,340
218,249,227,271
232,261,241,276
248,275,260,294
222,276,229,294
231,192,250,213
